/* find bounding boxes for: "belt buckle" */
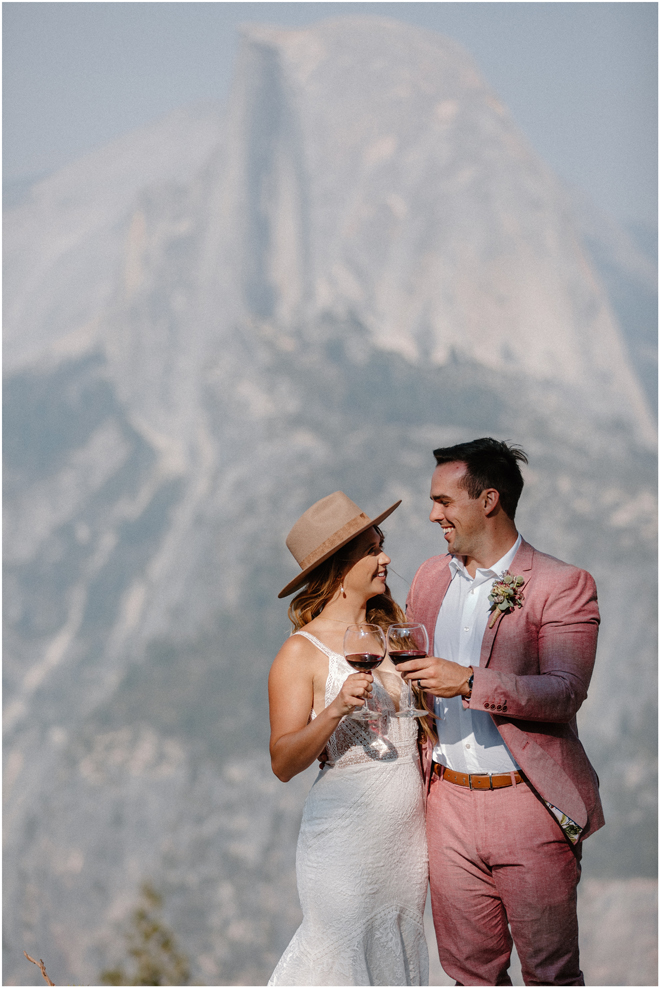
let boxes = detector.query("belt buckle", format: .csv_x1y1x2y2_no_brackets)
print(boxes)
489,774,494,790
468,774,473,790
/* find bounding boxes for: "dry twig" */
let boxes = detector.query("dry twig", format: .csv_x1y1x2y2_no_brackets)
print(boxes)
24,951,55,986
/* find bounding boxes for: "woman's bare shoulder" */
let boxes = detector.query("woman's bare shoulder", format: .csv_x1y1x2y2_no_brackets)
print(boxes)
270,631,323,672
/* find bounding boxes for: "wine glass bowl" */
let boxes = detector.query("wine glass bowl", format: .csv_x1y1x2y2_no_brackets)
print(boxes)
387,623,429,718
343,623,386,721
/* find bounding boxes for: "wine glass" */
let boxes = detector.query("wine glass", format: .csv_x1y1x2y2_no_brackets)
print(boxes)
387,623,429,718
343,623,386,722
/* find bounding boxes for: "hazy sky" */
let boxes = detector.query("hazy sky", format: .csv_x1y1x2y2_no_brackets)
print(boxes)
3,2,657,225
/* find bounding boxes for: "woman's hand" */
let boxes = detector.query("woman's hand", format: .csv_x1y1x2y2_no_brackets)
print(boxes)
328,672,373,718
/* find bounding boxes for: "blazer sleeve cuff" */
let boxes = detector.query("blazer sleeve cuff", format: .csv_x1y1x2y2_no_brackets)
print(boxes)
461,667,511,716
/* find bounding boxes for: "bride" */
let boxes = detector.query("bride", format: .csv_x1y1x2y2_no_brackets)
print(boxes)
268,491,429,987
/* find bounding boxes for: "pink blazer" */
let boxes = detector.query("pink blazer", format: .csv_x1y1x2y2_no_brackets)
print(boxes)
407,538,605,841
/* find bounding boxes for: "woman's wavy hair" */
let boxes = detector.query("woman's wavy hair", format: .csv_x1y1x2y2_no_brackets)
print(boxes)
287,526,437,742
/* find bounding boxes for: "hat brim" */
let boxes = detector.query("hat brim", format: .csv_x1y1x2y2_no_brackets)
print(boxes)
278,499,402,598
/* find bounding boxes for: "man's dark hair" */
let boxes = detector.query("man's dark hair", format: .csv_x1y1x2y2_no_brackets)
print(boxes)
433,438,528,520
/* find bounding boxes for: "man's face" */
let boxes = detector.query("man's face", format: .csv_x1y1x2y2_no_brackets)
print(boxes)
429,461,487,558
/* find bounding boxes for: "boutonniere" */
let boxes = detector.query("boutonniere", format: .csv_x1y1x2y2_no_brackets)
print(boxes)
488,572,525,629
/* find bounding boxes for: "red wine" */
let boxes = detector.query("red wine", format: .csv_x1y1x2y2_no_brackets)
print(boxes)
345,652,383,671
389,649,427,665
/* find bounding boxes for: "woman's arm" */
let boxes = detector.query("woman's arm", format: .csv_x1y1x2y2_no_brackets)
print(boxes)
268,636,373,782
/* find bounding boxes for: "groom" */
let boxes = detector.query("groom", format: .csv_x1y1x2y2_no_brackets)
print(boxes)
400,438,603,987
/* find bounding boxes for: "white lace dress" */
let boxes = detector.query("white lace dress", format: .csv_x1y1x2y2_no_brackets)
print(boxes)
268,632,429,987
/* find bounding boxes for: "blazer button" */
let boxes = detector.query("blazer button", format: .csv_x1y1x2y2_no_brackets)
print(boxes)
496,704,502,710
502,705,508,712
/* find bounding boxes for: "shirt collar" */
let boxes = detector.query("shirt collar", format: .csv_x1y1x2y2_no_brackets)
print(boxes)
449,533,522,583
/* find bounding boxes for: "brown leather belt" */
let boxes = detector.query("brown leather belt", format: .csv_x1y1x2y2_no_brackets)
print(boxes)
432,763,523,790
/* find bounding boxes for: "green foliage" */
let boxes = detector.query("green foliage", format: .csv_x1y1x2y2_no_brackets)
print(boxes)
100,883,191,986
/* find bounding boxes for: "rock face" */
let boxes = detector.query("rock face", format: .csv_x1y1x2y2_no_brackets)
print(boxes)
3,17,656,987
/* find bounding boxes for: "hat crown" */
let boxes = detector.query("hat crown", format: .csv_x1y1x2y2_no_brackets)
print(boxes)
286,492,367,569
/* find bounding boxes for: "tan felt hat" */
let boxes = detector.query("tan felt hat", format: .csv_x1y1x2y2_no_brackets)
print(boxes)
278,491,401,598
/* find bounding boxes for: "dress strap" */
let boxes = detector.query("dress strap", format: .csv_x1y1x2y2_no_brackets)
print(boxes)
293,630,341,661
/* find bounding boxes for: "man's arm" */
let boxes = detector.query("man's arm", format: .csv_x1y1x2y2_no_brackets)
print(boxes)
469,568,599,723
401,567,599,724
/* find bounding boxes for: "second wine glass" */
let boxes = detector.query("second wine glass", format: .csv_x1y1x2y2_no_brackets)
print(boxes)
343,623,386,722
387,623,429,718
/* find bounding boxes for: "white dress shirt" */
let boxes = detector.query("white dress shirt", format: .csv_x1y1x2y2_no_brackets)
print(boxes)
432,534,522,774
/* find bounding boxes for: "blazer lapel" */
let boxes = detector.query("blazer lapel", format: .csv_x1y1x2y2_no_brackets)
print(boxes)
479,538,534,668
427,564,453,654
420,561,452,779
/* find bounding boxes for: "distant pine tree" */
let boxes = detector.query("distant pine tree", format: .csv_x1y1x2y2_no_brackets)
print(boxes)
100,882,191,986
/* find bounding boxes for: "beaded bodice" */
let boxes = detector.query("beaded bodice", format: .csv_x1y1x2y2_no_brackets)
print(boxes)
295,631,420,768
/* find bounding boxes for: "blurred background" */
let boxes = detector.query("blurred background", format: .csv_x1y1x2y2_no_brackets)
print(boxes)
3,3,657,985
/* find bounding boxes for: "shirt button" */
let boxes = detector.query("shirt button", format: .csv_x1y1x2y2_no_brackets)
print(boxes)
464,627,469,632
465,744,471,749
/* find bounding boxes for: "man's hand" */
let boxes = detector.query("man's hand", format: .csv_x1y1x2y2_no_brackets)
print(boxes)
397,655,472,698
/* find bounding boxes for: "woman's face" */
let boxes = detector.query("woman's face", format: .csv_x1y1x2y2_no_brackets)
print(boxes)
341,527,391,600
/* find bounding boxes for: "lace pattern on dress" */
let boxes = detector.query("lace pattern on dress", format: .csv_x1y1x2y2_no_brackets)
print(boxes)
294,631,419,768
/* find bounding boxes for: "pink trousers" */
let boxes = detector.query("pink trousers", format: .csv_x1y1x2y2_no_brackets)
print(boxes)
427,773,584,986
